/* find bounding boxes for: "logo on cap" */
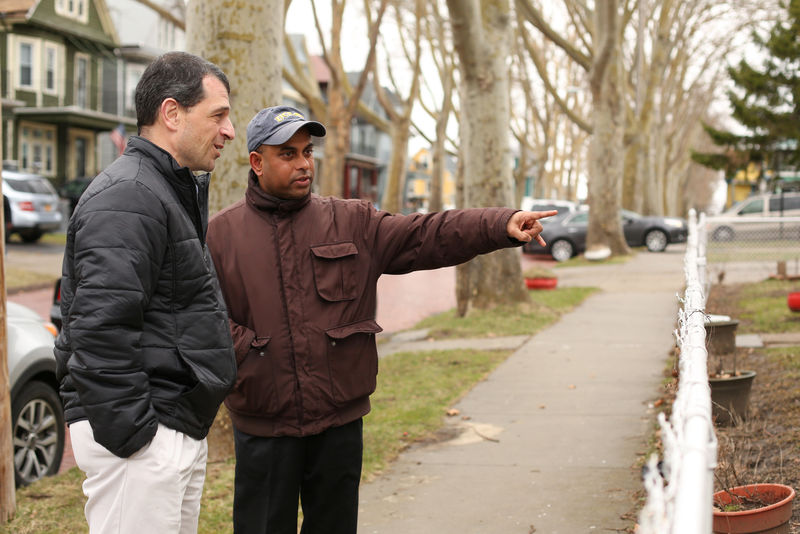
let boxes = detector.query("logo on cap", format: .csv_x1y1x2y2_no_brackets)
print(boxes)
274,111,304,123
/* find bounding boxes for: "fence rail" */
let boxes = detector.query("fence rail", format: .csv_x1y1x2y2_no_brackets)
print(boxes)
638,210,717,533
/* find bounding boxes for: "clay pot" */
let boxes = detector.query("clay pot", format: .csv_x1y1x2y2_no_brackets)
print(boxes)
524,277,557,290
713,483,795,534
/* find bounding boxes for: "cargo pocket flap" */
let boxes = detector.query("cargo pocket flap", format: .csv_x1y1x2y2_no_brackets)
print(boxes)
310,242,358,259
326,319,383,340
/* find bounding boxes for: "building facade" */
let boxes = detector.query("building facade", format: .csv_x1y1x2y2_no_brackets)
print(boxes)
0,0,136,184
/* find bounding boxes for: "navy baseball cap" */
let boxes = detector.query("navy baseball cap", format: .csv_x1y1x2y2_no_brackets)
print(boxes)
246,106,326,152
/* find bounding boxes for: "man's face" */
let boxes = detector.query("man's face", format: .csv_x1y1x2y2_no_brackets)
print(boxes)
174,75,234,172
251,129,315,200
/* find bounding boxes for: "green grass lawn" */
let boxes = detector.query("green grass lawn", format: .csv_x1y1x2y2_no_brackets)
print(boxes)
4,267,57,291
0,284,597,533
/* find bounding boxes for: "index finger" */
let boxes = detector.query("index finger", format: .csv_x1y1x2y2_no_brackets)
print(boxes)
531,210,559,220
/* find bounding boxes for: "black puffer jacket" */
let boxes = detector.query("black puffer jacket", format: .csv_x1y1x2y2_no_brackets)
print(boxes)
54,136,236,458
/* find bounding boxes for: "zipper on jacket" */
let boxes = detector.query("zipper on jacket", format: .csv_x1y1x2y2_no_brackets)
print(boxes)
270,214,306,431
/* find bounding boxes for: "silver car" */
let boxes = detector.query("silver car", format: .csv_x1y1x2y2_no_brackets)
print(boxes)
7,301,64,486
3,170,63,243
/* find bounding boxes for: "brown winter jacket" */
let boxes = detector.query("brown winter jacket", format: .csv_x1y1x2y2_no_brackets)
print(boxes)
206,173,520,438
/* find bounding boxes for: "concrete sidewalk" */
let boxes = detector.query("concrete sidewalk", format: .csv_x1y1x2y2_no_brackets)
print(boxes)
359,248,688,534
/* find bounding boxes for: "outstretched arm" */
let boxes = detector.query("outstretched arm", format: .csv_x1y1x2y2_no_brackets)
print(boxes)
506,210,558,246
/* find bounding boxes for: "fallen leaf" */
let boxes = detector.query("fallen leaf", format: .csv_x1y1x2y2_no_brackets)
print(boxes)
568,384,576,389
446,408,460,416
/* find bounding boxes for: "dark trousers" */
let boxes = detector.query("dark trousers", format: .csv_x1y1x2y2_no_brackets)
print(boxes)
233,418,363,534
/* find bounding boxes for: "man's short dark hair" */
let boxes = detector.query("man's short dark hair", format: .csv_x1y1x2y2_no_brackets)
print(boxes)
134,52,230,133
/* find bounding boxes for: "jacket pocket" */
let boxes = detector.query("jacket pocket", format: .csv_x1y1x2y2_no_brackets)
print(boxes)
225,341,284,417
325,319,383,405
176,347,237,424
310,242,359,302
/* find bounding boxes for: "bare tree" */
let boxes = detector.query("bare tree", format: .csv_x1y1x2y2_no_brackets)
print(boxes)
374,0,425,213
518,0,632,257
282,0,389,198
414,0,458,213
447,0,529,314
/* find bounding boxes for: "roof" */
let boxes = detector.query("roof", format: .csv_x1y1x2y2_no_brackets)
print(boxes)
0,0,36,15
311,55,331,84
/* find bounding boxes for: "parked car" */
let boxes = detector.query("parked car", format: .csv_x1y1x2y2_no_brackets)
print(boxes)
7,300,65,486
706,191,800,242
3,169,63,243
523,209,688,261
520,196,579,215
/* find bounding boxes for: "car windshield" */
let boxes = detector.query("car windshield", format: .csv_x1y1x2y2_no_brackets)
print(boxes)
5,177,57,195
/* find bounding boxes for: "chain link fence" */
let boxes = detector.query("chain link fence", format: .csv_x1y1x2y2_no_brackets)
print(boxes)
638,210,717,534
704,216,800,285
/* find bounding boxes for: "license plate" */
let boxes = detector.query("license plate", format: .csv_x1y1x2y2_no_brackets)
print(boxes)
44,204,52,211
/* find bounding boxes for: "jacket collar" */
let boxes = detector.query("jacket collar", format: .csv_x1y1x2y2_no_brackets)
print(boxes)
245,169,311,213
126,135,206,188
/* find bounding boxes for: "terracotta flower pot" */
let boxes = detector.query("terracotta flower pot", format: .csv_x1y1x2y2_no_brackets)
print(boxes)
788,292,800,312
524,277,557,290
713,483,795,534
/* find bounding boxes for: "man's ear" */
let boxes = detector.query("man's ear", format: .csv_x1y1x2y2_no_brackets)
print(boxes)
249,151,263,176
159,98,181,132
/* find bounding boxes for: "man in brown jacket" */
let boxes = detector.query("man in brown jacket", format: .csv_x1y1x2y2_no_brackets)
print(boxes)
206,105,556,534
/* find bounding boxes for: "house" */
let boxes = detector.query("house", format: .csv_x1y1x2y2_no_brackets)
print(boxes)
0,0,136,185
404,148,456,213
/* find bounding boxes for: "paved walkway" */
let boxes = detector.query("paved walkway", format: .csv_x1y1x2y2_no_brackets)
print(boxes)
359,247,689,534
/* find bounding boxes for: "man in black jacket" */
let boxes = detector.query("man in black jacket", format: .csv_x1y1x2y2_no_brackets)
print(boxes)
54,52,237,534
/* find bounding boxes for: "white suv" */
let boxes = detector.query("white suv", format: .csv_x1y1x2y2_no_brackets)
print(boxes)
707,191,800,241
7,301,64,486
3,169,63,243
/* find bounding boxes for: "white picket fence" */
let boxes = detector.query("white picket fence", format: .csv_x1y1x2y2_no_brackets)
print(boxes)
637,209,718,533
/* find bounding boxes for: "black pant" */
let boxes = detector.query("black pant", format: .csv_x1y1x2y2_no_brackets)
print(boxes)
233,418,363,534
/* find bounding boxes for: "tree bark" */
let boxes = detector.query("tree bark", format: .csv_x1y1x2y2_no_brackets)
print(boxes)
186,0,285,213
586,0,630,256
447,0,528,315
0,105,15,522
185,0,285,460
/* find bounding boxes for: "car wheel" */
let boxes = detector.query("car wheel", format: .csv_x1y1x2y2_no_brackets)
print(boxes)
550,239,574,262
712,226,734,242
645,229,668,252
11,381,65,486
18,229,43,243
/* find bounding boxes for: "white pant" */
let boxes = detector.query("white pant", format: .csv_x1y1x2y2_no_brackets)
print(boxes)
69,420,208,534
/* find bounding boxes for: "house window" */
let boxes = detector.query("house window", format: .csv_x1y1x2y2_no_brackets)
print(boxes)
45,46,56,92
19,42,33,88
19,122,57,177
55,0,87,22
75,55,88,108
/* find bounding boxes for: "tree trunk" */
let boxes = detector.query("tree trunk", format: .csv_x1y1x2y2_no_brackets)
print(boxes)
380,116,412,213
448,0,528,315
0,105,15,522
186,0,284,214
185,0,284,460
586,0,629,257
319,99,349,198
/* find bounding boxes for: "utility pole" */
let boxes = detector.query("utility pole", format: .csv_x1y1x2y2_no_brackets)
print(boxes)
0,103,16,521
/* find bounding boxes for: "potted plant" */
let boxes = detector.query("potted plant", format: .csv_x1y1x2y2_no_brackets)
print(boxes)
522,266,557,290
713,483,795,534
705,314,756,426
